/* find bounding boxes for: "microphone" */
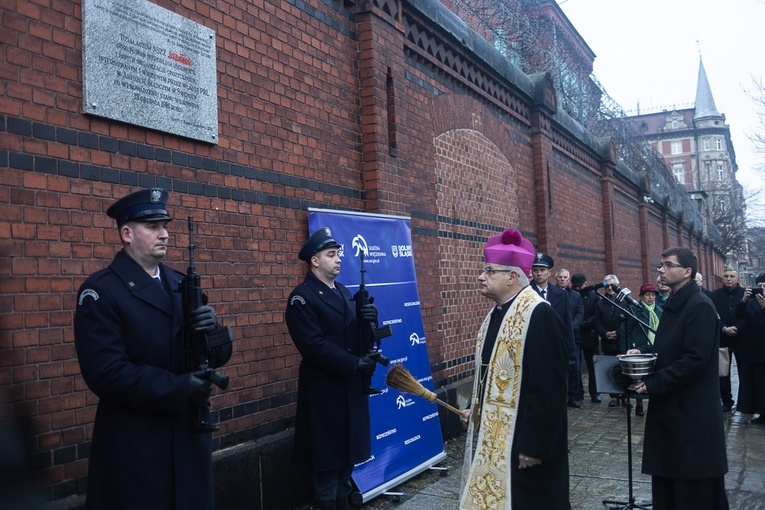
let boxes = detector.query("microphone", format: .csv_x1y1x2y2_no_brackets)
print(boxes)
610,284,644,309
579,282,609,294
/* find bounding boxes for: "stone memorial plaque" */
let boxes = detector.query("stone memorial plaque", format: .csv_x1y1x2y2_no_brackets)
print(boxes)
82,0,218,143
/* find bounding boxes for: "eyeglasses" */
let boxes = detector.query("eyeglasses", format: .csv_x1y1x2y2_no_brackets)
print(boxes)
481,267,513,276
655,261,687,271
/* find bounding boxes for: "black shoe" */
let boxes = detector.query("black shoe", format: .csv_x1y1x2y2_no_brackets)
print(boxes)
567,399,581,408
635,403,644,416
751,415,765,425
591,396,602,404
722,403,733,413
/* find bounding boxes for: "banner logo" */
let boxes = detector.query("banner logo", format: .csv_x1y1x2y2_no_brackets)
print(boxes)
391,244,413,258
410,332,425,346
352,234,387,262
396,394,416,409
352,234,369,257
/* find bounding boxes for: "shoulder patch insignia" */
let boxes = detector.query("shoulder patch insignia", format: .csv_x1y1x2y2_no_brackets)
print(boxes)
78,289,99,305
290,295,306,306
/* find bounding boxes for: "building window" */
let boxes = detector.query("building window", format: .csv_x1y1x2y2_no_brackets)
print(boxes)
717,163,724,181
703,139,710,151
705,162,711,182
718,196,727,213
673,163,685,184
672,119,678,129
715,138,723,150
671,141,682,155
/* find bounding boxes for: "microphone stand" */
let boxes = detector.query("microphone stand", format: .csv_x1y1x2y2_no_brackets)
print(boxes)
597,292,654,509
601,389,652,510
599,293,656,336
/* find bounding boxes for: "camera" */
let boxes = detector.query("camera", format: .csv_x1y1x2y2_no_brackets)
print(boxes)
751,288,763,296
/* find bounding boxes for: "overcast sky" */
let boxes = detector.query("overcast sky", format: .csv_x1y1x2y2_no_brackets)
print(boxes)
557,0,765,194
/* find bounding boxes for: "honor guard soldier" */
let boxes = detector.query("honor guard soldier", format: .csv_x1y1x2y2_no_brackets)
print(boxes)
285,227,379,510
74,188,232,509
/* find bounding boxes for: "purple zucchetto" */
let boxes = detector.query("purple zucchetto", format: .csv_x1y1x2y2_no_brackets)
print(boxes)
483,229,535,275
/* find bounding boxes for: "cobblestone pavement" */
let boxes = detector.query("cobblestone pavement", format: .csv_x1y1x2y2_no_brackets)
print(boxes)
359,364,765,510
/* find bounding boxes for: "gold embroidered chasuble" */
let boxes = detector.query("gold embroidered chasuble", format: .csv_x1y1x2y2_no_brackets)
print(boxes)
459,286,543,510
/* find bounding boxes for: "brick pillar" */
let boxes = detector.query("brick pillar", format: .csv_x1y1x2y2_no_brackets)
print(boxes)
529,73,557,254
598,139,618,273
355,0,405,213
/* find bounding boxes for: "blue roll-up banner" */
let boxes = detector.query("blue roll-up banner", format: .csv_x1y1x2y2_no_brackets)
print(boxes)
307,209,447,503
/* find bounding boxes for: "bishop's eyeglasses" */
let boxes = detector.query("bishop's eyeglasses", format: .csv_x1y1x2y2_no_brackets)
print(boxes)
481,267,513,276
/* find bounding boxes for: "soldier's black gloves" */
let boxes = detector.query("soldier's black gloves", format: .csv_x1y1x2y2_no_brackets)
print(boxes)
356,355,377,376
188,370,213,405
568,358,576,373
359,303,378,323
189,305,217,332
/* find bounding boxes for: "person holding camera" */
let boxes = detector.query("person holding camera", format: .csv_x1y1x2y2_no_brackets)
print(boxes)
285,227,379,510
595,274,625,407
733,274,765,424
572,273,602,403
74,188,232,509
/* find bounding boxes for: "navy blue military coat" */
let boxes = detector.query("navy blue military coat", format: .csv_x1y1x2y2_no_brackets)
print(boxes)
285,271,371,471
531,282,576,359
74,250,232,509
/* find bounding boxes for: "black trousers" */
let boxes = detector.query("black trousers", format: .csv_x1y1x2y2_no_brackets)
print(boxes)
313,466,353,509
581,342,599,398
652,475,729,510
719,350,736,407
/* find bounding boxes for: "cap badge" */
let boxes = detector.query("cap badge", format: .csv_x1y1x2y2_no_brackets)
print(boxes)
150,189,162,203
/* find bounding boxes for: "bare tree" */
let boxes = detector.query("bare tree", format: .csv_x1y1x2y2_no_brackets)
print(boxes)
709,182,750,259
745,76,765,164
441,0,722,246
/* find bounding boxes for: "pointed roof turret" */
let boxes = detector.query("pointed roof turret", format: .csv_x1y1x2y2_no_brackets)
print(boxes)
694,57,721,120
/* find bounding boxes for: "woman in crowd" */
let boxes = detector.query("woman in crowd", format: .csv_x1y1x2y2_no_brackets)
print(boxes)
620,283,662,416
734,273,765,424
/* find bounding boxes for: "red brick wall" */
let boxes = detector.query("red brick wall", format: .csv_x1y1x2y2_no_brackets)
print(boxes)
0,0,723,501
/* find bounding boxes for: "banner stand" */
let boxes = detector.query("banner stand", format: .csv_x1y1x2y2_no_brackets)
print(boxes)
307,208,447,504
349,451,448,505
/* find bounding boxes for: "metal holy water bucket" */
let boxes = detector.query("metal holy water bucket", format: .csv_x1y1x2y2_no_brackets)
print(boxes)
617,353,658,380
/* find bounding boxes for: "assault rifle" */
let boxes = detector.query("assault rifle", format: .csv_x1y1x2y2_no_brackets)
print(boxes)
353,251,392,395
180,216,233,433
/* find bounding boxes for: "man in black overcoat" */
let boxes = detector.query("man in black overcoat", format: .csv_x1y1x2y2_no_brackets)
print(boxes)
285,227,379,510
572,273,602,403
632,247,728,510
555,268,585,406
710,268,746,412
595,274,625,406
74,188,233,509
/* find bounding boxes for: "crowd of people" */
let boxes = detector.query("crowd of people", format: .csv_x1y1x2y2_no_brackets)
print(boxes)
459,232,762,510
73,190,759,510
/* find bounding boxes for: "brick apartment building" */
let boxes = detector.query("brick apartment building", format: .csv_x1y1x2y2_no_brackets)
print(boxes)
623,57,746,271
0,0,722,507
